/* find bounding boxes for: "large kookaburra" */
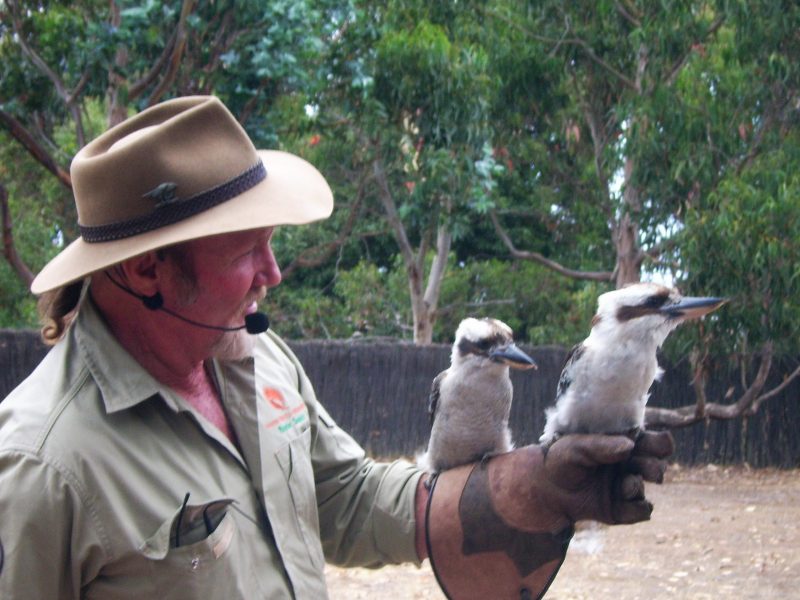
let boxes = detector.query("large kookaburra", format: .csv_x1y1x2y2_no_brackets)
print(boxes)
418,317,537,474
539,283,725,445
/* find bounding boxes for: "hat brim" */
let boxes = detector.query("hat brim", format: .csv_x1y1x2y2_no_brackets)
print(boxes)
31,150,333,294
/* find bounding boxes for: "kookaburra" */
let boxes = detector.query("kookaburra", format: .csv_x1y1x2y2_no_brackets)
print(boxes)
539,283,725,445
418,317,537,474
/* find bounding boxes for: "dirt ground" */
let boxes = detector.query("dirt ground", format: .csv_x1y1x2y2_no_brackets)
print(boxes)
325,465,800,599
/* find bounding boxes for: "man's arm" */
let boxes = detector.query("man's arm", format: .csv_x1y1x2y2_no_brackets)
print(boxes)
0,450,106,599
415,431,674,599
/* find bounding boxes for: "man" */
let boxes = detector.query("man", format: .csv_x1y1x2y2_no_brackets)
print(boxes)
0,96,672,599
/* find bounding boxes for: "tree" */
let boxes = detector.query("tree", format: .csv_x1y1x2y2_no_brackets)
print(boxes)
311,1,499,344
0,0,342,326
473,0,800,428
646,139,800,429
483,1,726,287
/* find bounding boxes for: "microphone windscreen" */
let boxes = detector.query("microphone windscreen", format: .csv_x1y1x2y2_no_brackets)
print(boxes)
244,312,270,334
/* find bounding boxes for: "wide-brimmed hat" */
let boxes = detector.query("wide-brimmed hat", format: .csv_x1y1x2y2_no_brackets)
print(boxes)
31,96,333,294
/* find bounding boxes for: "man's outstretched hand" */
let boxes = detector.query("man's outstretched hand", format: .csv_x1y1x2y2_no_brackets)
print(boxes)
421,430,674,599
472,430,675,534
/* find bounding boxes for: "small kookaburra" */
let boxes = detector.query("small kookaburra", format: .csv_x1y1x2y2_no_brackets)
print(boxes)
418,317,537,474
540,283,725,445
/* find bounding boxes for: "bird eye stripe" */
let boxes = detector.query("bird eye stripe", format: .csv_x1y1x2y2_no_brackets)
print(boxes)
616,306,650,321
642,293,670,308
616,292,672,321
457,334,508,355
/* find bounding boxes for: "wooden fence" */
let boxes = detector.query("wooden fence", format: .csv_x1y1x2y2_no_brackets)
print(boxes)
2,329,798,467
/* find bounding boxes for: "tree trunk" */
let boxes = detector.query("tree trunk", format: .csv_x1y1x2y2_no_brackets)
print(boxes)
107,2,129,128
372,159,453,345
614,150,645,287
411,224,452,345
614,212,642,287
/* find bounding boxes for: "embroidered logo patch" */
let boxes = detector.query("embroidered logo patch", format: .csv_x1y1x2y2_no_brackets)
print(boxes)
261,386,307,433
263,387,288,411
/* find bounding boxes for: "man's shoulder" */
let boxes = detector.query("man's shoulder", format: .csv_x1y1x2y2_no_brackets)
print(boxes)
0,338,94,456
255,330,306,376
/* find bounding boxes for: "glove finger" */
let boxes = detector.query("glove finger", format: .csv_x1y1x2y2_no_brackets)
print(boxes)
619,473,645,501
613,499,653,525
627,456,668,484
559,434,635,467
633,430,675,459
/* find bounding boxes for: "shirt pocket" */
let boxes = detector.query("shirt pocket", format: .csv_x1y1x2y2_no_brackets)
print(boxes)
139,499,243,598
274,426,325,569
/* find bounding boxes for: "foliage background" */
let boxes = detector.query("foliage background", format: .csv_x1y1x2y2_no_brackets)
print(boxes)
1,1,798,382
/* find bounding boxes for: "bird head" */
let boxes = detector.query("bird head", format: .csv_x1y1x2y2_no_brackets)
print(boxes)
451,317,537,370
592,282,726,345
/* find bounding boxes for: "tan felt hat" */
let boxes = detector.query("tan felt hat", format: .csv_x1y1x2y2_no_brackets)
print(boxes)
31,95,333,294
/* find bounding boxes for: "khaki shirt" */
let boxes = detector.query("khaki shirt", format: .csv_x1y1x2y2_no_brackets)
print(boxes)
0,300,422,599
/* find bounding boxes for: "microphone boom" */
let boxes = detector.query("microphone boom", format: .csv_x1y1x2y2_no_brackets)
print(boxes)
106,273,269,334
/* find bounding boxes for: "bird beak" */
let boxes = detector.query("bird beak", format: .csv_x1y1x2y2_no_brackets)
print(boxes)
660,296,727,320
490,343,538,370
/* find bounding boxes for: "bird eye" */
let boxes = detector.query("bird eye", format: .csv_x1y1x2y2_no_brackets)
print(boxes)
643,294,668,309
475,339,492,351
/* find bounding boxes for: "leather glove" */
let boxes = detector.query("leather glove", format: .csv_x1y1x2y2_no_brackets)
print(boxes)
425,430,674,599
518,429,675,528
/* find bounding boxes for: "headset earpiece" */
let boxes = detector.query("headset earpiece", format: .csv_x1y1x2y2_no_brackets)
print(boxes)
142,292,164,310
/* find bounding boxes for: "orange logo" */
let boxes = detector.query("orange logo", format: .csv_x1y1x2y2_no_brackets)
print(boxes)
262,387,288,411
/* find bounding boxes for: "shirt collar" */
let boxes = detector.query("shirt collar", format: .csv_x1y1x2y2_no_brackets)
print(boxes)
73,296,170,414
73,296,257,417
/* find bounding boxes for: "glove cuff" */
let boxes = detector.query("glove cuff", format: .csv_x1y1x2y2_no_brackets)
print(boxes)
425,462,573,600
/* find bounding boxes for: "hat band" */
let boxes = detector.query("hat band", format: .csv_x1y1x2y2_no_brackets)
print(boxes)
78,161,266,243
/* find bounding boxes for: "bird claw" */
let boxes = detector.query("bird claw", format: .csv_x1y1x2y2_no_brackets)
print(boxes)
479,451,502,467
539,432,560,451
625,426,643,441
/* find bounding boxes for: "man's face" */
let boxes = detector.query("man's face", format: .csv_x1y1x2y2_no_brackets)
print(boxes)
163,227,281,358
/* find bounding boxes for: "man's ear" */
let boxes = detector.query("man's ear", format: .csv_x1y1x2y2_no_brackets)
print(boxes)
116,251,161,297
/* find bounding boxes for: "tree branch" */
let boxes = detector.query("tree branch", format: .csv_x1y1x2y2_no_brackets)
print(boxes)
0,110,72,189
7,1,88,147
146,0,197,106
490,210,614,282
372,158,416,271
0,183,35,287
645,342,784,429
484,7,637,90
614,1,641,28
577,84,612,211
665,15,726,87
128,32,179,100
750,359,799,413
281,181,368,278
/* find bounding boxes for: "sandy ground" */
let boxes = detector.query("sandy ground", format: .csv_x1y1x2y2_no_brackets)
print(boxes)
325,465,800,599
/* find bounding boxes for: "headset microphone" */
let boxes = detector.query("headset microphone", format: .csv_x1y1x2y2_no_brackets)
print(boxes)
243,312,269,334
106,274,269,334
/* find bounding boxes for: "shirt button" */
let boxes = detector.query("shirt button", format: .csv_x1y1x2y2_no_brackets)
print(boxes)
191,557,200,570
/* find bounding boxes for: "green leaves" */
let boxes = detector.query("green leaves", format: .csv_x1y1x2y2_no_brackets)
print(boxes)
1,0,798,365
679,141,800,356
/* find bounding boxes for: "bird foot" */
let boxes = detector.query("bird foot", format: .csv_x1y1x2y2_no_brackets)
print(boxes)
539,432,561,450
478,450,505,467
423,473,439,490
624,426,643,441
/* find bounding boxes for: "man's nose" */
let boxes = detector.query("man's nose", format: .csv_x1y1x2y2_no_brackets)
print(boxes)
254,239,282,288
